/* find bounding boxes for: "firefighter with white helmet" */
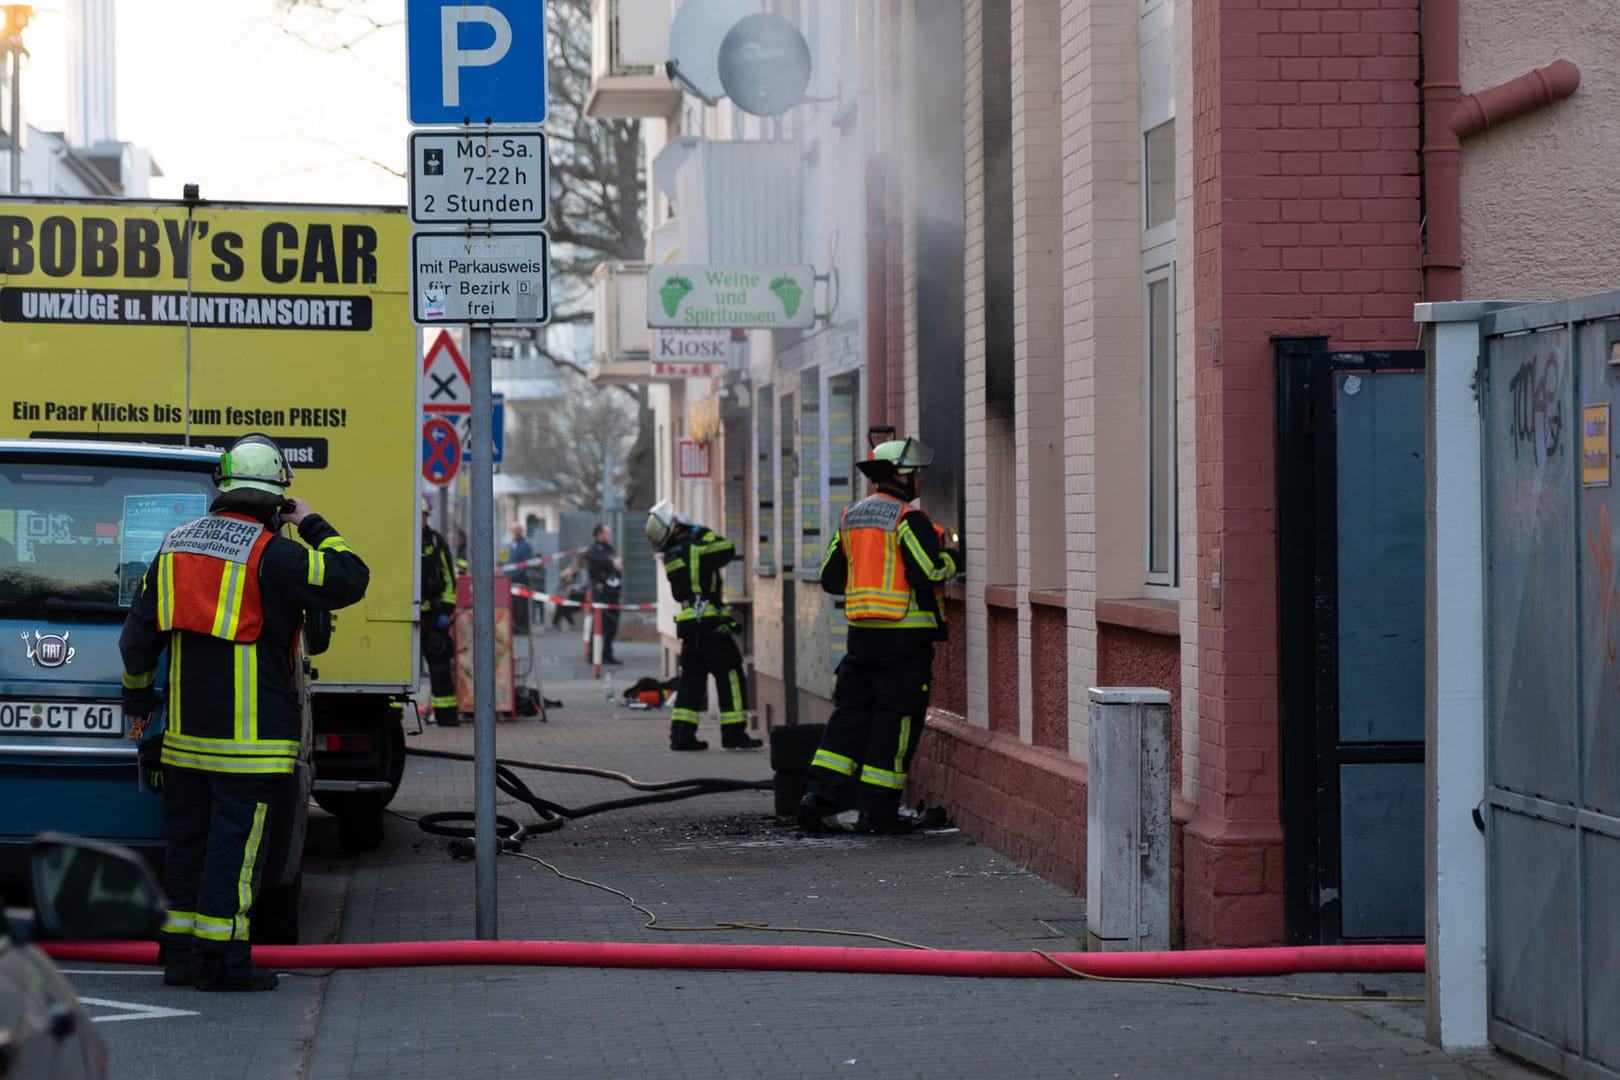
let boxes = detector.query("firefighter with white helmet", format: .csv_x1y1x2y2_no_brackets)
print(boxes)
800,435,960,833
120,433,369,989
646,500,762,751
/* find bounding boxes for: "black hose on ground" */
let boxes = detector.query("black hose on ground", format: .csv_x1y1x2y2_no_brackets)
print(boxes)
405,746,772,854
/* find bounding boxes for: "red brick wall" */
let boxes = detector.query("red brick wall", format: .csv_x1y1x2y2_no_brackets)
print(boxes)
1188,0,1421,947
985,596,1020,734
1097,624,1182,795
1029,601,1068,752
931,594,968,716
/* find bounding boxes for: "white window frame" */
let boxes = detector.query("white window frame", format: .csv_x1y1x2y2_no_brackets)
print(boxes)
1142,257,1178,591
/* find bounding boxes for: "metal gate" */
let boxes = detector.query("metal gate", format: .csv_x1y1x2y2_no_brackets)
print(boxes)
1478,295,1620,1079
1277,340,1427,944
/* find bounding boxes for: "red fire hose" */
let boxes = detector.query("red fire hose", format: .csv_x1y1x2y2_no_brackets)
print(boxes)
44,940,1422,979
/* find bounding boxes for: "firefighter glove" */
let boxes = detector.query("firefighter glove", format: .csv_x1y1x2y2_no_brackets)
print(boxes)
122,686,157,719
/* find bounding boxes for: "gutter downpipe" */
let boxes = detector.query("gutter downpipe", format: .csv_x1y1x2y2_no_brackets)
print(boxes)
865,155,889,432
1421,0,1580,302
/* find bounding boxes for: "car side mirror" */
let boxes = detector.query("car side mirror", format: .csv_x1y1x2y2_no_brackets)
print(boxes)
29,834,166,941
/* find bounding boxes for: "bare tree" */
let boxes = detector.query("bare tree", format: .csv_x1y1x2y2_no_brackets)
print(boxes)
278,0,656,509
507,369,640,512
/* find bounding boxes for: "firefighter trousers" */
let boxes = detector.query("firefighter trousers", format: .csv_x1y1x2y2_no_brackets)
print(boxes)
422,619,459,725
805,644,934,823
159,767,277,980
671,622,748,730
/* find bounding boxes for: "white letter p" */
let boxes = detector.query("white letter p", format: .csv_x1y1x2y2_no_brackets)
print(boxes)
441,5,513,110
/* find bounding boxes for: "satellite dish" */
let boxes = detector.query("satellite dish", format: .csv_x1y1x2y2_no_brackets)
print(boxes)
653,134,705,201
666,0,760,106
718,13,812,117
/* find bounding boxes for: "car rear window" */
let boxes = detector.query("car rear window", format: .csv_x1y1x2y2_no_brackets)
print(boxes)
0,462,214,615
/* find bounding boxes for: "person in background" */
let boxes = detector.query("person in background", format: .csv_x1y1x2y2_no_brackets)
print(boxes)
800,437,961,835
645,501,762,751
552,555,586,630
504,521,533,635
120,434,369,991
420,498,460,726
586,522,624,665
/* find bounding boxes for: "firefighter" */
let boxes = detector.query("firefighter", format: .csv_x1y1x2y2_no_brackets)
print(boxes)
420,497,460,726
800,437,960,834
646,501,762,751
119,434,369,990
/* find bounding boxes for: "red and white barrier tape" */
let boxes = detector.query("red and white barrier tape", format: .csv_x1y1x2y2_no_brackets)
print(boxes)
497,546,589,574
509,584,656,611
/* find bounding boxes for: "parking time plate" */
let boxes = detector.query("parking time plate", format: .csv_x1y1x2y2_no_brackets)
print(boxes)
0,701,123,737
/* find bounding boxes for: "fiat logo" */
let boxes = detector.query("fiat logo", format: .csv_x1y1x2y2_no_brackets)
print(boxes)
21,631,74,668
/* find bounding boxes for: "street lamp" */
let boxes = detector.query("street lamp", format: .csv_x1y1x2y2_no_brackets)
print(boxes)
2,4,35,194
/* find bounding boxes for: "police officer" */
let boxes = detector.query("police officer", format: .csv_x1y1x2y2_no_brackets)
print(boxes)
420,498,459,726
120,434,369,990
800,437,960,834
646,501,762,751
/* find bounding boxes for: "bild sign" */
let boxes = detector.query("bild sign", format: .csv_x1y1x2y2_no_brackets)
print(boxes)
677,439,712,479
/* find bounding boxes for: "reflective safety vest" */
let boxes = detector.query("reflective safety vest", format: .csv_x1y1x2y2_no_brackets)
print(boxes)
839,495,942,631
155,513,273,642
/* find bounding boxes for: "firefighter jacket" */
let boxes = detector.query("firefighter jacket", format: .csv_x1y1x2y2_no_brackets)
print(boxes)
662,525,735,637
820,493,958,650
120,511,370,776
421,525,456,615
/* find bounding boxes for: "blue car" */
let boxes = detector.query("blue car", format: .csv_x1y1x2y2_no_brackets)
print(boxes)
0,442,308,942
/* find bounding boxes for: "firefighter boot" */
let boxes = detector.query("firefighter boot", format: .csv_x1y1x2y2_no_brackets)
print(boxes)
160,943,193,987
669,721,709,751
720,724,763,750
193,951,279,992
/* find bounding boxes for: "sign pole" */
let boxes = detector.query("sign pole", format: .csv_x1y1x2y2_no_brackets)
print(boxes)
470,323,498,939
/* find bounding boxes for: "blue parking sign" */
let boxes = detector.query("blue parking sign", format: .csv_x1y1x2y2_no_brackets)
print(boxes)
407,0,547,126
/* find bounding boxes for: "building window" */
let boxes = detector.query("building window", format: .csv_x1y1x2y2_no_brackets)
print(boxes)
1144,120,1175,231
1145,268,1177,584
799,372,822,571
755,386,775,571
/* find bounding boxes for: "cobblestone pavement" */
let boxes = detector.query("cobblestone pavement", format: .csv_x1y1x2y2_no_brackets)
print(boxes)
85,626,1553,1079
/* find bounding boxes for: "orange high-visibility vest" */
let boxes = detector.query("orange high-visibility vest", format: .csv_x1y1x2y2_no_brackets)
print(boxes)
155,512,273,642
839,494,941,630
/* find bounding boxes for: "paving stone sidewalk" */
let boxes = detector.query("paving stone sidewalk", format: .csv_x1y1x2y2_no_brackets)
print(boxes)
299,629,1547,1080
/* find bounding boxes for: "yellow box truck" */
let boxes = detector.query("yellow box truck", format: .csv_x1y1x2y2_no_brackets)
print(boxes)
0,197,420,895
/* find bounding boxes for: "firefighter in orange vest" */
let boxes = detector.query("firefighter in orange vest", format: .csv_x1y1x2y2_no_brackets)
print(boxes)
120,434,369,991
800,437,960,834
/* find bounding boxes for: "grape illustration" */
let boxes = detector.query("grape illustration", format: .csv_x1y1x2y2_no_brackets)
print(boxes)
660,274,694,317
770,275,804,318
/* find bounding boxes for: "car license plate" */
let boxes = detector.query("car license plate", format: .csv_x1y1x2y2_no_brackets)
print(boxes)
0,701,123,737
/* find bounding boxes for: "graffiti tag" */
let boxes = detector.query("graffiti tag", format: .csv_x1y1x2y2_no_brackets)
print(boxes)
1508,353,1564,463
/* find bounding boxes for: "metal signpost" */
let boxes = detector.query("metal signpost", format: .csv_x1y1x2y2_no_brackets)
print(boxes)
406,0,550,940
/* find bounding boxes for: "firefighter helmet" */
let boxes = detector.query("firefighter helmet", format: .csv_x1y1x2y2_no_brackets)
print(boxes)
214,434,293,495
645,500,684,550
855,437,935,481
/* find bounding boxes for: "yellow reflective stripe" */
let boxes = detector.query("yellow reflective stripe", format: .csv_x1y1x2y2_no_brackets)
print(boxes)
432,694,458,708
897,520,955,582
853,612,940,630
811,748,857,776
211,561,244,638
159,747,296,774
169,634,182,734
319,535,352,553
161,731,297,756
157,553,175,629
895,714,912,776
162,911,197,936
665,557,687,573
122,669,156,689
233,643,258,741
726,669,743,714
234,802,267,940
861,765,906,790
819,533,842,576
307,548,326,586
193,914,233,942
671,708,700,725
